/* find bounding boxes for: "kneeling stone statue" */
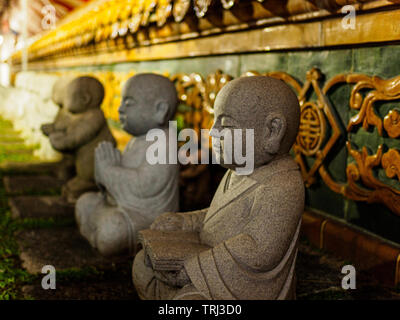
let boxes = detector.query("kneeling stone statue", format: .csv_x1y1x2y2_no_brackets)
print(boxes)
133,76,305,300
76,73,180,257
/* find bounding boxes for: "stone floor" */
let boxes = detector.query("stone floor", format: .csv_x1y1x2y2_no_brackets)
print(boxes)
0,117,399,300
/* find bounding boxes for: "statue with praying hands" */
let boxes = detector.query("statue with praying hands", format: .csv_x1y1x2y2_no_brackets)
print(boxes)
133,76,305,300
75,73,180,257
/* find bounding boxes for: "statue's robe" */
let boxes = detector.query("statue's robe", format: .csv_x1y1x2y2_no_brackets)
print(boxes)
133,155,305,300
76,129,180,255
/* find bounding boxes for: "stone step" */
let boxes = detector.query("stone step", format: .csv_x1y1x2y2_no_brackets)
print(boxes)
3,175,64,195
2,149,33,155
0,141,28,147
8,196,74,219
0,161,60,176
0,131,20,136
21,279,139,300
0,134,24,143
0,129,18,136
16,227,131,274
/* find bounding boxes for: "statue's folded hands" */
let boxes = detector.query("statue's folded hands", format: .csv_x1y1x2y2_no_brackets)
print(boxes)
49,109,107,152
150,212,185,231
150,209,208,232
154,268,191,288
94,141,122,185
41,123,54,137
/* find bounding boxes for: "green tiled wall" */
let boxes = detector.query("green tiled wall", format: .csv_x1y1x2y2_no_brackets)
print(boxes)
55,44,400,244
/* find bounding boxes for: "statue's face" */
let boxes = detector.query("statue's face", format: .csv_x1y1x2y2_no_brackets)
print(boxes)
211,79,288,170
210,101,244,170
64,83,91,114
118,82,159,136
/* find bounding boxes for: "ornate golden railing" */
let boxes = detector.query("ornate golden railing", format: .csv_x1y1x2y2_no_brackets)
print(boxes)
11,0,400,66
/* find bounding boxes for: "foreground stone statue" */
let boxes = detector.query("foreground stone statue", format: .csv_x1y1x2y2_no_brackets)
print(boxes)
133,76,305,300
47,76,116,203
75,73,180,256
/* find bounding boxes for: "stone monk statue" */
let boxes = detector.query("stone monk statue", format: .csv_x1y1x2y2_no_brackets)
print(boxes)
41,76,76,180
75,73,180,257
132,76,305,300
47,76,116,203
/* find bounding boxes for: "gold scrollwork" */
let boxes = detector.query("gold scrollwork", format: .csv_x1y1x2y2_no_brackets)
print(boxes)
326,74,400,135
344,143,400,215
382,148,400,181
323,73,400,216
384,109,400,138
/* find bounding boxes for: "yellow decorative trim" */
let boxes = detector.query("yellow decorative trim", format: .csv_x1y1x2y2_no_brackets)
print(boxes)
320,220,328,250
396,253,400,286
11,1,400,66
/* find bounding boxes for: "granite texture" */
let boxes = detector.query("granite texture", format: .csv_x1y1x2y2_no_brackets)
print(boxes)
133,76,305,300
76,74,180,257
46,76,116,203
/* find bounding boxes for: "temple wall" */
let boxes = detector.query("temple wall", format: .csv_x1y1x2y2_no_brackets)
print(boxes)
9,44,400,245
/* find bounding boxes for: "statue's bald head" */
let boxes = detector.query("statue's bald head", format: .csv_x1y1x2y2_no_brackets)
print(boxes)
119,73,178,136
212,76,300,168
64,76,105,113
123,73,178,120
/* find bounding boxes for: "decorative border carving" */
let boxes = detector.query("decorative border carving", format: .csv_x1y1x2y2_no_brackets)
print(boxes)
11,0,400,66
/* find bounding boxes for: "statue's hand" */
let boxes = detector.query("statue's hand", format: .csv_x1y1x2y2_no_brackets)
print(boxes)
154,267,191,287
49,131,66,150
94,160,104,187
41,123,53,136
95,141,121,171
150,212,184,231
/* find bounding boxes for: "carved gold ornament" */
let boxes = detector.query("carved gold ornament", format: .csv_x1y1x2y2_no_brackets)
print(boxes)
384,109,400,138
323,73,400,216
298,102,326,157
156,0,173,27
194,0,213,18
13,0,400,64
173,0,191,22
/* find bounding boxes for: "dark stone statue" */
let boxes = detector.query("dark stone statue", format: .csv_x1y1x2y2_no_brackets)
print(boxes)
46,76,116,203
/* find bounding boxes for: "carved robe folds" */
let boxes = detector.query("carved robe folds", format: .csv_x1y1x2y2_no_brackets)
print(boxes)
133,155,305,300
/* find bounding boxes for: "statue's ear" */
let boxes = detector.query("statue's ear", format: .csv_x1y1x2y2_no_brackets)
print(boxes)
81,93,91,107
264,112,287,154
154,100,170,125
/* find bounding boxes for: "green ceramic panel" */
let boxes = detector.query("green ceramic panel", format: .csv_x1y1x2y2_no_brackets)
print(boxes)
38,44,400,243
